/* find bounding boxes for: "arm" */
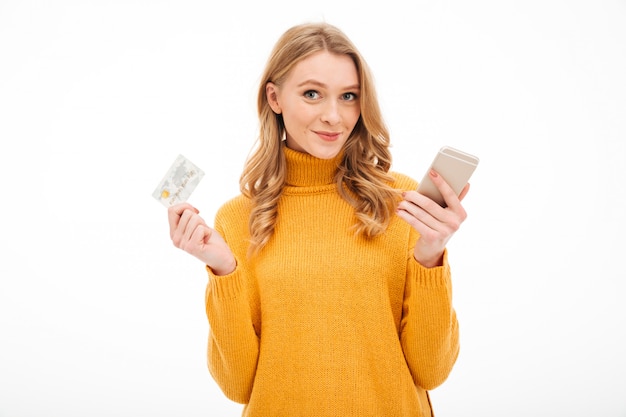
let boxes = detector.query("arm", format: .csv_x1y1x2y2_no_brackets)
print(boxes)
205,267,260,404
400,249,459,390
395,170,468,389
167,202,260,403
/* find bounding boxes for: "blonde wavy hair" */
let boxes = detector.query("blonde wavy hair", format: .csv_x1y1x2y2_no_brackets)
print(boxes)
240,22,400,255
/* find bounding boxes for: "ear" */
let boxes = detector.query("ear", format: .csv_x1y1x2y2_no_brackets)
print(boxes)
266,82,282,114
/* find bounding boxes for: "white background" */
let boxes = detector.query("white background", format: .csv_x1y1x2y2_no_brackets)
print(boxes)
1,0,625,416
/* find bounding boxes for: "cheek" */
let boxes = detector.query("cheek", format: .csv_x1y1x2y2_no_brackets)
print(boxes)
283,109,308,132
286,105,316,129
345,107,361,128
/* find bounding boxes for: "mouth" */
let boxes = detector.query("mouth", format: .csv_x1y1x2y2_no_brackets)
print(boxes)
315,131,341,142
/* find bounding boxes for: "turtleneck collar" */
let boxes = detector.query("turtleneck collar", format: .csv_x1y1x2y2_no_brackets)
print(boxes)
283,143,343,187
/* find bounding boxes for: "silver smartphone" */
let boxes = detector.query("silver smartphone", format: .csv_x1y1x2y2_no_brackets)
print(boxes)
416,146,479,207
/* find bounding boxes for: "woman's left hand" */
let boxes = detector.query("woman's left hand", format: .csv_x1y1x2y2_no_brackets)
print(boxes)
396,169,470,268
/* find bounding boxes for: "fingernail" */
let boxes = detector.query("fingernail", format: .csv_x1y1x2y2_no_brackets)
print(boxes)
430,169,438,178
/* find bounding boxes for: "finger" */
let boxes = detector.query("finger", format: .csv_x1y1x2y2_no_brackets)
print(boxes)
402,190,449,225
171,208,198,246
167,203,199,236
167,203,200,237
168,202,199,217
186,223,213,255
427,170,459,209
397,195,441,231
182,212,207,247
400,189,465,241
458,183,470,202
396,204,449,254
193,224,213,248
429,171,467,219
170,209,189,246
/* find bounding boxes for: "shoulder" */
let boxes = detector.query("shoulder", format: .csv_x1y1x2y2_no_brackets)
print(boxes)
215,194,251,226
389,171,418,191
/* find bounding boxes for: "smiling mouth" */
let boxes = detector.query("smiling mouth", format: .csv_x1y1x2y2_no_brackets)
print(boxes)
315,131,340,141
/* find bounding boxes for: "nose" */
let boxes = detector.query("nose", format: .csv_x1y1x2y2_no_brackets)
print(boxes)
321,100,341,125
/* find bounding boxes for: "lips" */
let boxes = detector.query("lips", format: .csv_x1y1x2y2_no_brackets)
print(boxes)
315,131,341,142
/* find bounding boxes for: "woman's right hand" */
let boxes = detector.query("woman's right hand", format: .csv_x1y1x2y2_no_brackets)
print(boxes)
167,203,236,276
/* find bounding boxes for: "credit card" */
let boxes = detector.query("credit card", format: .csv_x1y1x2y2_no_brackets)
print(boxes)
152,154,204,207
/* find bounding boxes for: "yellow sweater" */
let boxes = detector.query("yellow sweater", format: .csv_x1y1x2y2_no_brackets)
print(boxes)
205,146,459,417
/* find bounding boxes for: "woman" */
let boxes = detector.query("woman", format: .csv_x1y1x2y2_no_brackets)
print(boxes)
168,22,469,417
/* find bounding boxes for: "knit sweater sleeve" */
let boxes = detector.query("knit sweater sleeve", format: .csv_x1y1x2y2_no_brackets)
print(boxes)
399,227,460,391
204,199,259,404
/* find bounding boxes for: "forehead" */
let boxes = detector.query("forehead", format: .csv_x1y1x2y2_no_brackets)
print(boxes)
286,51,359,87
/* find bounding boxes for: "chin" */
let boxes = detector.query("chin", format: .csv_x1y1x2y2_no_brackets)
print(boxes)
308,143,344,160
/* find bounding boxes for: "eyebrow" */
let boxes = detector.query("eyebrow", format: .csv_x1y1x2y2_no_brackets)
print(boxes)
297,79,360,90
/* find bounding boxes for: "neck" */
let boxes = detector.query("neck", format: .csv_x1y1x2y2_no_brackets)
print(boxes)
283,144,343,187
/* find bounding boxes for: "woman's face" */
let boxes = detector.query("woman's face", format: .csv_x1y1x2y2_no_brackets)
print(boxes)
266,51,361,159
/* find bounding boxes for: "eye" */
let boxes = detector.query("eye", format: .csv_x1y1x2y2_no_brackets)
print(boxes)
304,90,320,100
342,92,358,101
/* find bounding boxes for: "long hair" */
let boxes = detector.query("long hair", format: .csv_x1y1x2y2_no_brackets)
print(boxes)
240,22,400,255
